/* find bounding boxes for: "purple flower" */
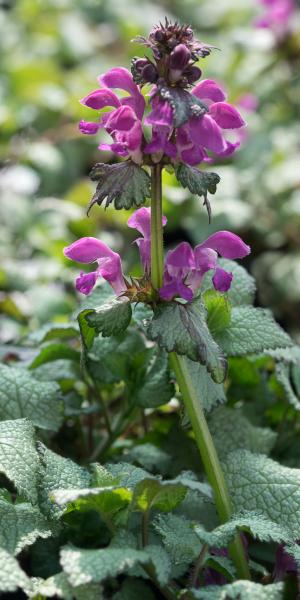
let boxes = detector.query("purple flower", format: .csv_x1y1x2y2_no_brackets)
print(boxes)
79,67,145,163
64,237,126,296
159,231,250,301
127,207,167,272
255,0,295,38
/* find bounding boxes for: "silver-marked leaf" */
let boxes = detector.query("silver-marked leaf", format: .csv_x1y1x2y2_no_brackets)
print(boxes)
0,548,30,592
0,500,53,555
32,572,102,600
134,349,174,408
190,581,284,599
0,419,39,503
89,161,150,211
186,359,226,413
85,298,132,338
215,306,292,357
148,300,227,383
153,513,201,567
209,407,276,456
51,487,132,520
275,362,300,410
0,364,63,431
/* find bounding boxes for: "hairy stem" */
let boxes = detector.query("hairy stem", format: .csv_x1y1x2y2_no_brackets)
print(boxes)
150,165,250,581
151,164,164,289
169,352,250,580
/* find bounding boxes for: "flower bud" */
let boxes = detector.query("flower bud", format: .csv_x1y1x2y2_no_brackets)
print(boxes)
142,63,158,83
184,65,202,84
134,58,148,71
170,43,191,70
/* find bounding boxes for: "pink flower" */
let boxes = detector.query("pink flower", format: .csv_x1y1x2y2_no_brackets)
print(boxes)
79,67,145,164
127,207,167,272
64,238,126,296
255,0,295,39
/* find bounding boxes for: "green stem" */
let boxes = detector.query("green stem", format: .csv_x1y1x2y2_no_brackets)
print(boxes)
169,352,250,580
151,164,164,289
149,165,250,581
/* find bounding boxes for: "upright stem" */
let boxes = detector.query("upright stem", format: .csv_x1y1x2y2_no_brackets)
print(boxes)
150,165,250,581
151,164,164,289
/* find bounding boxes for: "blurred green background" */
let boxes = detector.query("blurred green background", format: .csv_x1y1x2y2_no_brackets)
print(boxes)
1,0,300,342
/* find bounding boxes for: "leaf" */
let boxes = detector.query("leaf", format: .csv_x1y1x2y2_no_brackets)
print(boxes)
38,444,91,517
202,259,256,306
190,581,284,599
203,291,231,335
0,500,53,555
107,462,151,489
0,419,39,503
76,283,115,354
131,478,187,513
51,487,132,520
89,161,151,212
60,545,151,586
88,328,146,384
28,323,79,345
123,444,172,474
194,510,295,549
30,343,80,369
32,572,103,600
154,513,201,567
275,362,300,410
186,359,226,413
148,299,227,384
208,407,276,456
215,307,293,357
134,349,174,408
0,548,30,593
113,579,155,600
144,544,171,586
157,85,208,128
0,364,64,431
85,298,132,338
175,164,220,221
223,450,300,534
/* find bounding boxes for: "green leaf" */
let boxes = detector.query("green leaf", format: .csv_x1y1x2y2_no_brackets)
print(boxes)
113,579,155,600
51,486,132,520
134,349,174,408
85,298,132,338
0,419,39,503
32,572,103,600
144,544,171,586
123,444,171,475
38,444,90,517
203,291,231,335
28,323,79,345
148,299,227,384
190,581,284,599
275,362,300,410
0,499,53,555
107,462,151,489
30,343,80,369
175,163,220,220
223,450,300,534
0,548,30,593
76,283,115,354
154,513,201,563
157,85,208,128
215,306,292,357
0,365,64,431
60,545,151,586
131,478,187,513
194,510,294,549
89,161,151,211
88,328,146,384
208,407,276,456
186,359,226,413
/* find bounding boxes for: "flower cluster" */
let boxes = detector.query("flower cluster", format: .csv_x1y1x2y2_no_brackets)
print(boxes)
64,207,250,301
79,22,246,167
255,0,295,38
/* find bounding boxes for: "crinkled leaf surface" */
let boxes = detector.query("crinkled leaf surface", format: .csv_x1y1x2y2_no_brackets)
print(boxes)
38,444,90,517
32,572,102,600
186,359,226,413
0,418,39,503
176,163,220,221
0,364,63,431
0,500,53,555
154,513,201,567
107,462,151,489
209,407,276,456
148,300,227,384
89,161,150,211
223,450,300,534
275,362,300,410
134,349,174,408
85,298,132,338
0,548,30,592
52,486,132,519
215,307,292,356
157,85,208,127
191,581,284,599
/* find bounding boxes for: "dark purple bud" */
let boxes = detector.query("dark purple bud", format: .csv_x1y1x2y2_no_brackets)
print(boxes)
185,65,202,84
167,37,178,50
134,58,148,71
154,29,165,42
142,63,158,83
170,43,191,70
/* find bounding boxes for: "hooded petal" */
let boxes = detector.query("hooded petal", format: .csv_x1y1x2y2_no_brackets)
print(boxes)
145,98,173,129
159,279,194,302
193,79,226,103
127,207,167,240
99,67,145,120
212,267,233,292
165,242,195,274
76,271,98,295
80,88,120,110
210,102,246,129
64,238,116,264
189,114,227,154
135,238,151,272
105,105,137,132
180,145,206,166
198,231,251,259
194,247,218,272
